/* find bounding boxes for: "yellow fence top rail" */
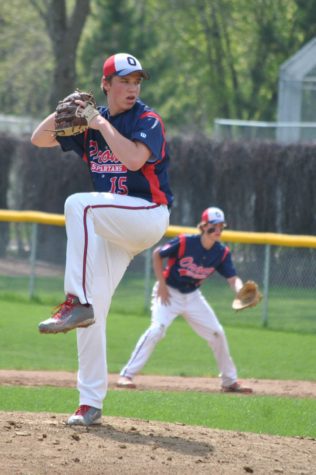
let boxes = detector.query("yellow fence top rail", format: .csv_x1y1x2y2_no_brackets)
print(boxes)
1,209,316,248
0,210,65,226
167,225,316,248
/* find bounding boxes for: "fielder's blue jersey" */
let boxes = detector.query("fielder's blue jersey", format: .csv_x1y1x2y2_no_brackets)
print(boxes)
57,99,173,207
159,234,236,293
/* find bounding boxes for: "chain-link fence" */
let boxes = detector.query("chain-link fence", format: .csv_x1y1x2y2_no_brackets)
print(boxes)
1,218,315,334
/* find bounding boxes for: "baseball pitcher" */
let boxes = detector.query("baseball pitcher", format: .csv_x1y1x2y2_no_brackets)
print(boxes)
31,53,173,426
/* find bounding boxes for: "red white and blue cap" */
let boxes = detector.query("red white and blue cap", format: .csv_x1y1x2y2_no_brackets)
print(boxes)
201,207,226,224
103,53,149,79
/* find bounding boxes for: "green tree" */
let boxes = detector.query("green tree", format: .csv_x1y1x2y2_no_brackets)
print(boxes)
78,0,154,104
1,0,316,129
30,0,91,109
0,1,52,116
293,0,316,43
0,0,91,117
143,0,316,126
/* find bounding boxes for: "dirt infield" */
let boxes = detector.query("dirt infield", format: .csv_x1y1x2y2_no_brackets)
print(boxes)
1,370,316,398
1,371,316,474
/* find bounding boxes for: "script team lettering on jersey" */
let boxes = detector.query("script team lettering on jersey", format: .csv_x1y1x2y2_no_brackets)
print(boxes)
89,140,127,174
178,256,215,279
159,234,237,293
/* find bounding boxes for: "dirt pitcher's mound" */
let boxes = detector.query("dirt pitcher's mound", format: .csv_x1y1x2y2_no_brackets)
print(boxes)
1,411,315,475
1,372,316,474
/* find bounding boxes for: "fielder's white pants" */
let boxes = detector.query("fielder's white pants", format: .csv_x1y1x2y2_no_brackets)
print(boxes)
120,283,238,387
64,192,169,409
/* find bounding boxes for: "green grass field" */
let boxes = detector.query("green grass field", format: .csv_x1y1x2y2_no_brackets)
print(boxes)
1,272,315,334
0,275,315,438
1,298,316,379
1,386,315,438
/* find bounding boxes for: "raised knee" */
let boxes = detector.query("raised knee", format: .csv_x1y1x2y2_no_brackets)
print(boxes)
64,193,87,217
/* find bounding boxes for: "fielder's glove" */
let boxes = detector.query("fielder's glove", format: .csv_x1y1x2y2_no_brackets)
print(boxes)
232,280,262,311
54,89,99,136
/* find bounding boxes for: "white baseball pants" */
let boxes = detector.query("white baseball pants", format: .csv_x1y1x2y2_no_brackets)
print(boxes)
120,284,238,387
64,192,169,409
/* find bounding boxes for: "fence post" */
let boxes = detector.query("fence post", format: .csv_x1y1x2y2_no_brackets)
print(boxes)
28,222,38,299
144,247,152,310
262,244,271,327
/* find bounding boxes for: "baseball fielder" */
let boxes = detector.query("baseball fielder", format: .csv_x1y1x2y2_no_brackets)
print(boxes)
117,207,253,393
31,53,173,426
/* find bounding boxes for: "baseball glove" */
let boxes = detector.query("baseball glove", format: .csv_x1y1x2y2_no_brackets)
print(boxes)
232,280,262,311
54,89,99,136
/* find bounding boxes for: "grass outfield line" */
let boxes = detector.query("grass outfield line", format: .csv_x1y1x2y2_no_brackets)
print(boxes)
1,386,316,438
1,273,316,333
1,299,316,380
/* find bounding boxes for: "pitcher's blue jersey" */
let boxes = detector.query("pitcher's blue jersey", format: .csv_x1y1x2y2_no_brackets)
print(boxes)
57,99,173,207
159,234,236,293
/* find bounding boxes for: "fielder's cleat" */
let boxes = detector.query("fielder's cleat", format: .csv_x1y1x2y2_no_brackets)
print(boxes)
67,405,102,426
38,294,95,334
221,382,253,394
116,376,136,389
